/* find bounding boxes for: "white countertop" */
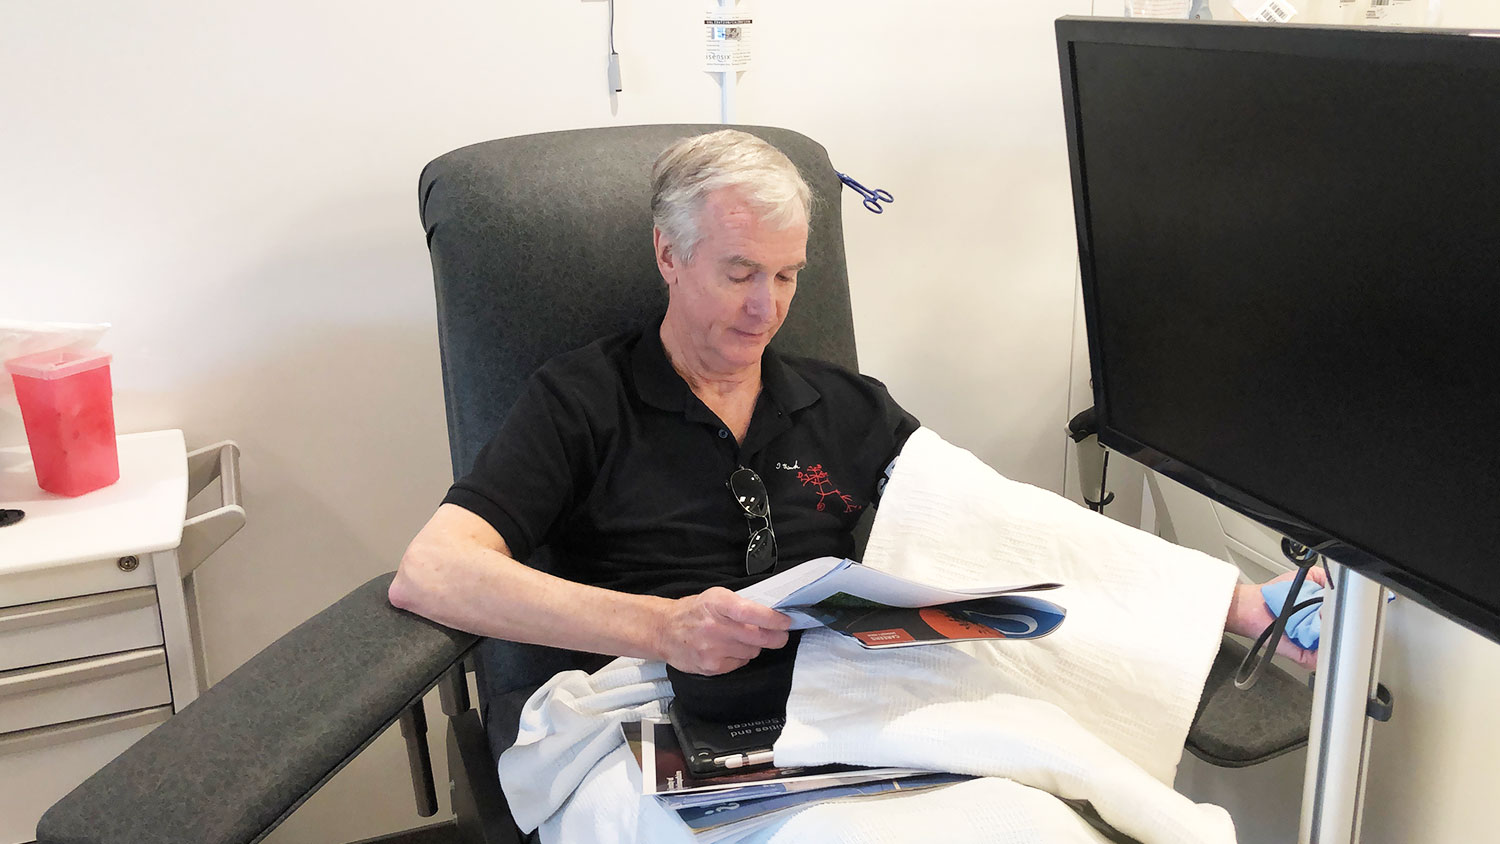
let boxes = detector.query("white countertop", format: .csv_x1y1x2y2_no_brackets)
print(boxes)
0,430,188,575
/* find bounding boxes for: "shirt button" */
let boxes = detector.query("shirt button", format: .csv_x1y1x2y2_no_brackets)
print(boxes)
718,429,729,439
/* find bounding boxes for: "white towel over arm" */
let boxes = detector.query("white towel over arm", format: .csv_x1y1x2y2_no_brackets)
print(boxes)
829,426,1240,781
769,427,1244,843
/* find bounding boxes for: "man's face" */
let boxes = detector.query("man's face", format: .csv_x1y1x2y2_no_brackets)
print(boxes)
656,187,808,373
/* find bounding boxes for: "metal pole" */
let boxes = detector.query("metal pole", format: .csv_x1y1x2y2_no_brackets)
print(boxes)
719,0,736,123
1300,563,1386,843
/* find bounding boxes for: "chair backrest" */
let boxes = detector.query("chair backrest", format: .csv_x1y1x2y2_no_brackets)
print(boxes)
418,124,858,755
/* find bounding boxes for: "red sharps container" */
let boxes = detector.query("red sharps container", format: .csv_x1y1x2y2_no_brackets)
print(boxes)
5,349,120,496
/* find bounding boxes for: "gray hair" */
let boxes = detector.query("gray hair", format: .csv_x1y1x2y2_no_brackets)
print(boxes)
651,130,812,263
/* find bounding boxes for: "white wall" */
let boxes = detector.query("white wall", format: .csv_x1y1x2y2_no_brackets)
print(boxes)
2,2,1087,840
737,3,1087,477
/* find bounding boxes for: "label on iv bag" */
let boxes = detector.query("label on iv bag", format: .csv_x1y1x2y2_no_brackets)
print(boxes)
1360,0,1429,26
1233,0,1299,22
1328,0,1428,25
703,7,753,72
1124,0,1193,18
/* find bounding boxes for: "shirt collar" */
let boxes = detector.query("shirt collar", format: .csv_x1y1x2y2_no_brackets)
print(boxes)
631,321,821,416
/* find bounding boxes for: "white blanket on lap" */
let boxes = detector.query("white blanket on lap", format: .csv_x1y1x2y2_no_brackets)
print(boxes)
500,428,1241,844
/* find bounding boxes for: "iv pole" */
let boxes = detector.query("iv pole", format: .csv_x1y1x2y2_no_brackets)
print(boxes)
717,0,736,123
1300,563,1390,844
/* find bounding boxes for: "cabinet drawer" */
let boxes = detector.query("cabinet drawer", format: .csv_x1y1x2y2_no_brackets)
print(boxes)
0,557,156,612
0,588,163,672
0,705,170,844
0,648,171,735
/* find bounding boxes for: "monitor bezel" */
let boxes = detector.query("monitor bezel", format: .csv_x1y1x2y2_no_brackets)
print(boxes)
1055,16,1500,645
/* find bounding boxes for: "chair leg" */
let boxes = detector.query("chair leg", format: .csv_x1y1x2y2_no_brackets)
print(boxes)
439,661,472,716
398,701,439,817
448,709,526,844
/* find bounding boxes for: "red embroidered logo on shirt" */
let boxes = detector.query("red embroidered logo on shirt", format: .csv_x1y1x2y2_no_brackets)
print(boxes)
796,463,863,513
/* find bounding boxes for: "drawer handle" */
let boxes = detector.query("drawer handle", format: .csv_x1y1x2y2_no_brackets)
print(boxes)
179,441,246,577
0,587,156,636
0,705,171,755
0,648,166,699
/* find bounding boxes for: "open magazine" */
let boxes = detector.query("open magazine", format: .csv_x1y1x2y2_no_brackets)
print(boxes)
737,557,1067,649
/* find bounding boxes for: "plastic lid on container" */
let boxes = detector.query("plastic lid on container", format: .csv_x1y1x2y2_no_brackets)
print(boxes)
4,348,112,380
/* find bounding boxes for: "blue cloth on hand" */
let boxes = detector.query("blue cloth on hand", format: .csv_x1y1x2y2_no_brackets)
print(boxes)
1261,580,1324,650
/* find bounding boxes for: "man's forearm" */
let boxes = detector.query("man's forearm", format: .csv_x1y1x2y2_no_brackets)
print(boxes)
389,535,670,662
391,504,791,674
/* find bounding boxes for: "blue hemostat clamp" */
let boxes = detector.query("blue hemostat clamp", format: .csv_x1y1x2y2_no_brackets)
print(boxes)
837,172,894,214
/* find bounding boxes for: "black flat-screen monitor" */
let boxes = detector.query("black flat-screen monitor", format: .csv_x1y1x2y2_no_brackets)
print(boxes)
1056,17,1500,643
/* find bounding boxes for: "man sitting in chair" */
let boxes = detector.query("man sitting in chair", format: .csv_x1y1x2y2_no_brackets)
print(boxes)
388,129,1316,692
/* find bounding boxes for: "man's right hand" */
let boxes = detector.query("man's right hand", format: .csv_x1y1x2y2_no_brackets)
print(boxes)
656,587,793,675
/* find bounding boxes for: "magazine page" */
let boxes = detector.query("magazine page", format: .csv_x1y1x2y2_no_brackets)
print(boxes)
640,718,658,796
677,772,972,839
737,558,1060,626
778,559,1061,609
656,768,942,811
621,720,644,768
802,593,1067,649
735,557,849,611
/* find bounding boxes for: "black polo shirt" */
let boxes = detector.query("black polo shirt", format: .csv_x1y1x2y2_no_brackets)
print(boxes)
443,321,919,599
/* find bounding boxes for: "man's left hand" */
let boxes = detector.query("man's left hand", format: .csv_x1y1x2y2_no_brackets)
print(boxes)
1225,566,1328,670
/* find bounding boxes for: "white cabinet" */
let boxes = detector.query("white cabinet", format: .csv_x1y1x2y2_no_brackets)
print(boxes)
0,430,244,844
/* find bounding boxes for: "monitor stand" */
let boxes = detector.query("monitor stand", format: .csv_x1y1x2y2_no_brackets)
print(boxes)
1300,563,1390,843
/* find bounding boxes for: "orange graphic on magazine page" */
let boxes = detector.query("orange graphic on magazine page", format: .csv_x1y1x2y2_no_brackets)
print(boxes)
919,608,1000,640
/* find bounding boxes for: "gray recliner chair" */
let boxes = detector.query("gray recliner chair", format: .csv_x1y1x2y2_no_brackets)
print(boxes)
36,124,1312,844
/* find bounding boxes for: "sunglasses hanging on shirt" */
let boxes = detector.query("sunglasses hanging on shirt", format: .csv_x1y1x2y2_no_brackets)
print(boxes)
728,466,778,576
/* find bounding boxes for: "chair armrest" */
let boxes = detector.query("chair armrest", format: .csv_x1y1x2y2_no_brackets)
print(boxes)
1187,635,1313,767
37,573,480,844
